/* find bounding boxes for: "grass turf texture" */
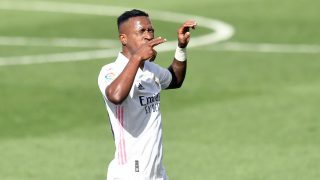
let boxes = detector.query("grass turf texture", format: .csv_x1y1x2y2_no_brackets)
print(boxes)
1,0,320,179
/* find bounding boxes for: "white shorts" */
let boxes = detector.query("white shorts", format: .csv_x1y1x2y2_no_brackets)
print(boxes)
106,160,169,180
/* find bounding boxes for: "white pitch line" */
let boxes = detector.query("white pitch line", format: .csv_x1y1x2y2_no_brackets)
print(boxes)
207,42,320,54
0,0,234,49
0,49,120,66
0,36,120,48
0,0,234,66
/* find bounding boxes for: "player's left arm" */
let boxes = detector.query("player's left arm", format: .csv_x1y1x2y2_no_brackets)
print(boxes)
167,20,197,89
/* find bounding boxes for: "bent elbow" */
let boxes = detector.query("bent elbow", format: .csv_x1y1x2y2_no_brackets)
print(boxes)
167,80,184,89
176,82,183,88
106,88,125,105
174,81,184,89
109,97,124,105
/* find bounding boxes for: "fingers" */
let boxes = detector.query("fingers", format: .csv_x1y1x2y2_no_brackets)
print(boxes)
149,37,167,47
183,20,197,29
178,20,197,33
177,20,197,48
148,38,162,62
136,37,164,62
149,50,157,62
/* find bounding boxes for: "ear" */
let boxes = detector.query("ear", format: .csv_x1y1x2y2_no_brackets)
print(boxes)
119,34,127,46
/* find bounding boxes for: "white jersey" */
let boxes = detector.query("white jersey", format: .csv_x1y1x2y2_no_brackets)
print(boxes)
98,53,172,180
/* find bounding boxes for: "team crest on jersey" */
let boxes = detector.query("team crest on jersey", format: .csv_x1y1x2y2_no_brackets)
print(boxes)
105,72,115,82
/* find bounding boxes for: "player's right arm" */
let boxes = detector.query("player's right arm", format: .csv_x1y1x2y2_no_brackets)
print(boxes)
106,37,166,105
105,54,141,105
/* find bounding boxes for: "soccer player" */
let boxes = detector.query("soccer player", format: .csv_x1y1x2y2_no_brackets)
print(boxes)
98,9,197,180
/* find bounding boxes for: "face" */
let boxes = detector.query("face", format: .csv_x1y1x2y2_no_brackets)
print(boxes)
119,16,155,55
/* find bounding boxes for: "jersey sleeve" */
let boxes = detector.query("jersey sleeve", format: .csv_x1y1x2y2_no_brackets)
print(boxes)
98,64,117,99
151,63,172,90
160,68,172,89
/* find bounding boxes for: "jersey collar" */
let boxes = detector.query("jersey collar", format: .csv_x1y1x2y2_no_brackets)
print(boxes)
115,52,129,67
116,52,147,72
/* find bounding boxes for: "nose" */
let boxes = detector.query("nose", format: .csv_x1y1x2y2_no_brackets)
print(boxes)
144,30,154,40
144,34,153,41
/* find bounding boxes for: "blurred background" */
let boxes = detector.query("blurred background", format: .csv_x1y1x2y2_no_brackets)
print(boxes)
1,0,320,179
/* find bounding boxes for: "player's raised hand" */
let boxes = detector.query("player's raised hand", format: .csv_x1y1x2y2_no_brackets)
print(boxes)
134,37,166,62
177,20,197,48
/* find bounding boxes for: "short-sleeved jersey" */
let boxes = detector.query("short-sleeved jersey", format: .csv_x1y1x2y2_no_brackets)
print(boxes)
98,53,172,180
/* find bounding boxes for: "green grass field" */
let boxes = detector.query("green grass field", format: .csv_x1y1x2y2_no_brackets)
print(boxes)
1,0,320,179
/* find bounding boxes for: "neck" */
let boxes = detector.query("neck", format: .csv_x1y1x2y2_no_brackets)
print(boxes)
122,49,145,70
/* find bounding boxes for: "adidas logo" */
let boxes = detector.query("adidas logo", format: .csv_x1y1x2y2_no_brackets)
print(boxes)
138,83,145,90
